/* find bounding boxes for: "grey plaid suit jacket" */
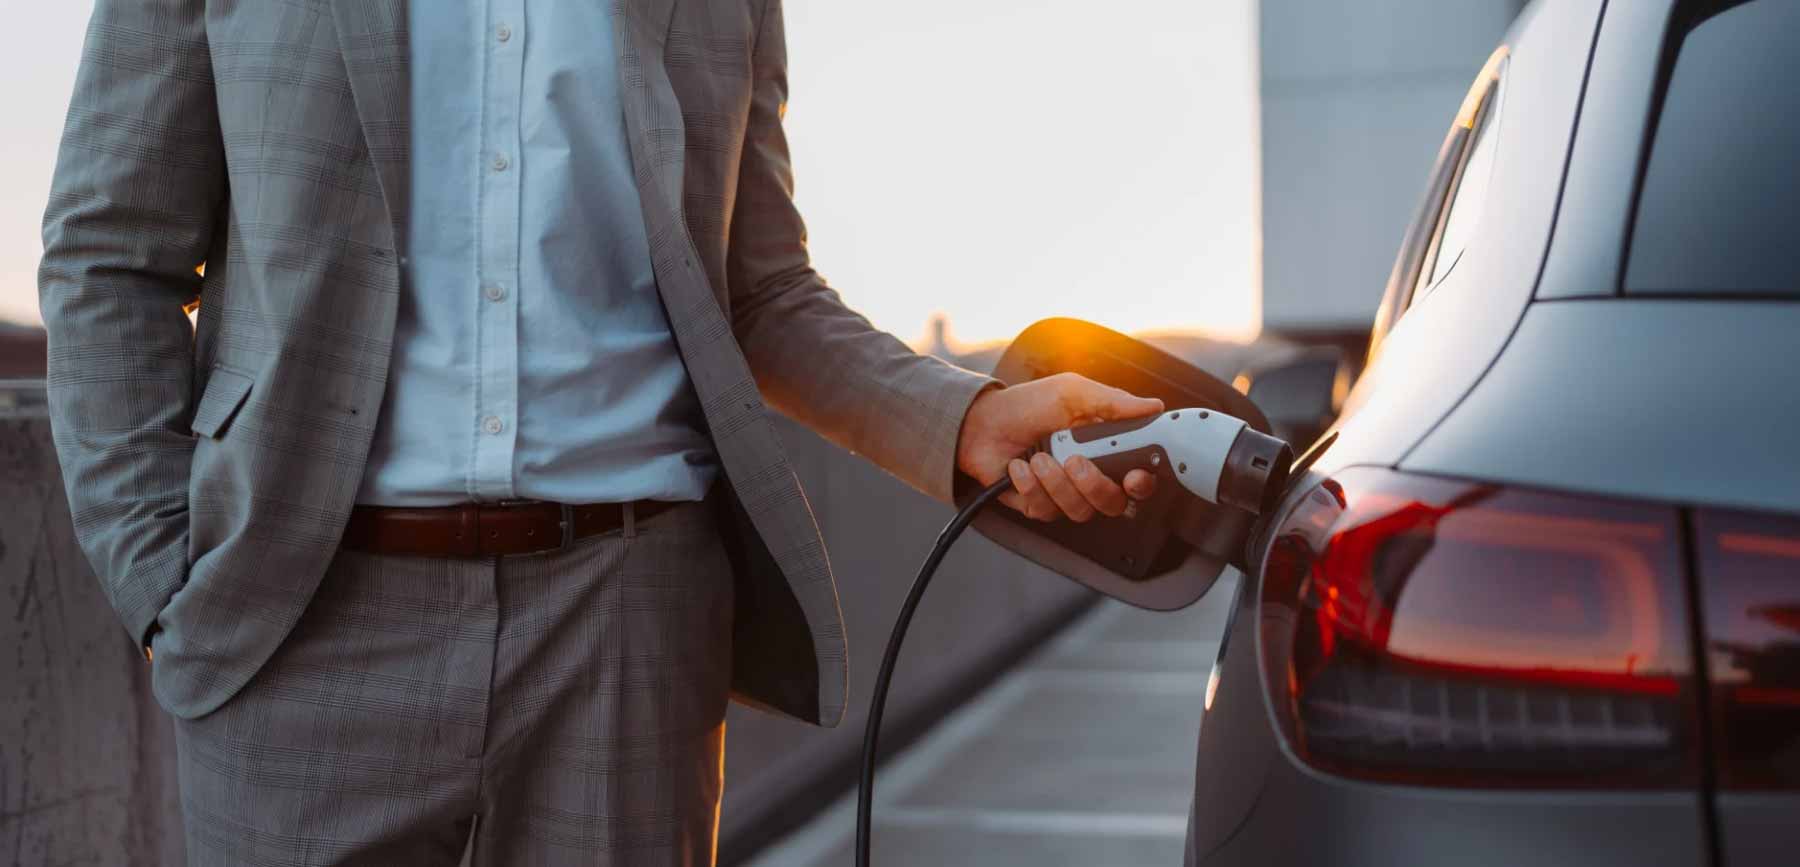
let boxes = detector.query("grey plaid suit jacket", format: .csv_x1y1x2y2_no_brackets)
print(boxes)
40,0,992,727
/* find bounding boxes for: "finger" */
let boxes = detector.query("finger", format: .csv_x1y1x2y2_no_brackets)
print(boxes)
1059,376,1164,423
1007,458,1058,522
1032,452,1096,523
1123,468,1157,501
1066,456,1129,517
1000,459,1030,513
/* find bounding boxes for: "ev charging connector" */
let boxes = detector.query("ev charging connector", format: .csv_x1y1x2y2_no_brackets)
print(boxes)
1041,409,1292,517
856,406,1292,867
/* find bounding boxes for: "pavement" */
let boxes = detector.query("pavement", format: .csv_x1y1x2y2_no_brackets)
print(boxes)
744,574,1241,867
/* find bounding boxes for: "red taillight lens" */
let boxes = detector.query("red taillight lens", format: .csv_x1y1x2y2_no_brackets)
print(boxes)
1259,468,1699,787
1693,509,1800,791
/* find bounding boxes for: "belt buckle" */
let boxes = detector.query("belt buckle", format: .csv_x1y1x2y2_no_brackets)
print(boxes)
558,503,576,550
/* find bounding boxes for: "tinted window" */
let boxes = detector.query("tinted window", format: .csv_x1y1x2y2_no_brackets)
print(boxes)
1424,81,1502,291
1626,0,1800,295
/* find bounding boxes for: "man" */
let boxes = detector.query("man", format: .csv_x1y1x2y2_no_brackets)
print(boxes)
40,1,1160,863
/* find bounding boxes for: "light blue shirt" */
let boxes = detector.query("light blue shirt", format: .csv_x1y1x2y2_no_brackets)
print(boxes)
357,0,719,507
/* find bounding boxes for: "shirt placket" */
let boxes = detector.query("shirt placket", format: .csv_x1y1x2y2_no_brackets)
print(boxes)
472,0,526,502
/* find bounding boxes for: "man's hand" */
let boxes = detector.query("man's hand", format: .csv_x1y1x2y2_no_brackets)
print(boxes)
957,373,1164,523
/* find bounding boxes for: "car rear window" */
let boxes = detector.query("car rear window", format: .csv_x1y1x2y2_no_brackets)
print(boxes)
1624,0,1800,297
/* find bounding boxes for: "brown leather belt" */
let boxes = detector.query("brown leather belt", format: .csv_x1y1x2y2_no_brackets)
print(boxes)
341,499,680,559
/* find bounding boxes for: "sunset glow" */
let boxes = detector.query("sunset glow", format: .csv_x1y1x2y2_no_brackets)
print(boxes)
9,1,1262,345
783,0,1262,346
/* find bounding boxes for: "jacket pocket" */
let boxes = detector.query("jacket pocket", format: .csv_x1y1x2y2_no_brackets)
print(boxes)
190,367,255,439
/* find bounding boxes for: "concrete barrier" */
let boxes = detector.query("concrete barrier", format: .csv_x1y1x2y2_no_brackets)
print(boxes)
0,401,185,867
0,388,1090,865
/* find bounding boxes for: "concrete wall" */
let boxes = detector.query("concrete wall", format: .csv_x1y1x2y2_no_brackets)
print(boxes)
1259,0,1524,332
0,409,186,867
0,391,1090,866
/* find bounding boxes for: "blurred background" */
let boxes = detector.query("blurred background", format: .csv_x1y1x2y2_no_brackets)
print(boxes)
2,1,1522,864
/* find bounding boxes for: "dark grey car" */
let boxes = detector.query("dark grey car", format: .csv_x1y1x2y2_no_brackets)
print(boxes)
1187,0,1800,864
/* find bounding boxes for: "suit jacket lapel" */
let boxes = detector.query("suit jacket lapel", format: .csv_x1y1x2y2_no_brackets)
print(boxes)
330,0,412,252
620,0,678,50
613,0,681,212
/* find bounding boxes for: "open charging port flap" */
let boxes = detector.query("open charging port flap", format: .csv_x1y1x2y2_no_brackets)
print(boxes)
955,318,1280,611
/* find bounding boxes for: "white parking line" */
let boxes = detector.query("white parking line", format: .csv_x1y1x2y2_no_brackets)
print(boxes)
878,807,1190,839
1016,667,1212,695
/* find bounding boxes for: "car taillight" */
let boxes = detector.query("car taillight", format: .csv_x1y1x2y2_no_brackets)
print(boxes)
1259,467,1700,788
1693,509,1800,791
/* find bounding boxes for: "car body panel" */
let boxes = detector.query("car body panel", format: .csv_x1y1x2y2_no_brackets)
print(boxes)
1185,575,1274,860
1536,0,1676,299
1717,793,1800,864
1327,0,1602,470
1403,300,1800,515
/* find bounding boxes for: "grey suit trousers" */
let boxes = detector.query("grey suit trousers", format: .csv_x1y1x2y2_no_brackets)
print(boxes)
171,501,734,866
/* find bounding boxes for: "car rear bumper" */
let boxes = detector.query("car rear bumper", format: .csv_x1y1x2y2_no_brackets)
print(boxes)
1197,755,1709,866
1718,793,1800,864
1187,586,1715,867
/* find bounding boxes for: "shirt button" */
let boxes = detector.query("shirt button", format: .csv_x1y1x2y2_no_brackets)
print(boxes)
482,415,505,436
491,152,510,172
496,23,513,42
483,283,507,302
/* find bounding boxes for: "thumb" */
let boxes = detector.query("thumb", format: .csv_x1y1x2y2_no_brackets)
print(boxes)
1063,377,1164,422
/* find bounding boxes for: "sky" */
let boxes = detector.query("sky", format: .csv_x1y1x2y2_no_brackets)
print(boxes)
5,1,1260,346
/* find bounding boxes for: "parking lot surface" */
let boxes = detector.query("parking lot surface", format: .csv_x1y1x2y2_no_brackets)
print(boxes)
746,577,1239,866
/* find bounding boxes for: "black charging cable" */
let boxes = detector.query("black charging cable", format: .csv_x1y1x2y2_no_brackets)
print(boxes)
856,476,1015,867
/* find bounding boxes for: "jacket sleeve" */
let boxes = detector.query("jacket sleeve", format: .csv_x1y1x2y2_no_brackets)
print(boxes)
724,0,997,504
38,0,225,650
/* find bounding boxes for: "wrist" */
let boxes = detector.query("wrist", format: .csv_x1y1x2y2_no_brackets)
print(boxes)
955,381,1005,477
